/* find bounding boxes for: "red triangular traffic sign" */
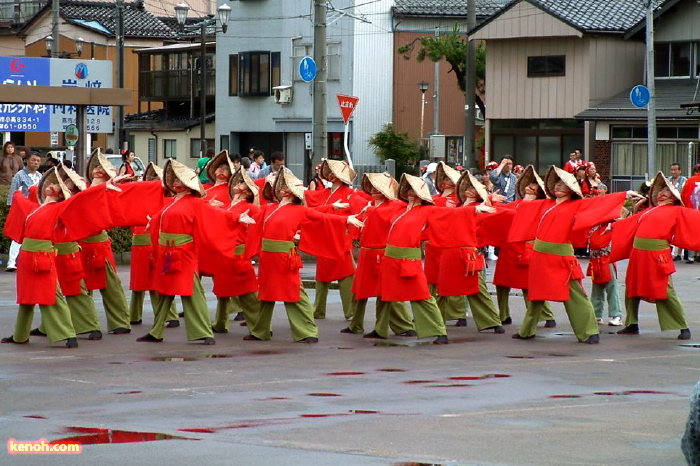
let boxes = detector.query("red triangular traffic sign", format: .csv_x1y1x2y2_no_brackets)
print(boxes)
337,94,359,125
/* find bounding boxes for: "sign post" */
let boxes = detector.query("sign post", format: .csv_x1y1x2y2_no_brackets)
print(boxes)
65,124,79,147
336,94,359,171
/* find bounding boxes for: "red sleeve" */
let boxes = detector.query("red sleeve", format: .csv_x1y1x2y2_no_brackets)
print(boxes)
508,199,548,242
243,205,266,259
3,192,37,242
107,181,164,227
477,206,515,247
303,189,325,208
673,207,700,250
195,201,240,257
609,216,639,263
59,184,113,241
681,176,700,208
572,192,626,231
298,208,350,260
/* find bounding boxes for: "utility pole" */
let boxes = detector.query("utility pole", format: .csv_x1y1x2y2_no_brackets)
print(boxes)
464,0,476,168
433,26,440,136
51,0,59,58
199,22,207,157
312,0,328,162
115,0,125,151
644,0,657,178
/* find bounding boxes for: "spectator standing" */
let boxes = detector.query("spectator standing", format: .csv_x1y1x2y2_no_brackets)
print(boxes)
256,151,285,179
118,150,136,177
248,150,266,178
489,156,517,203
680,164,700,264
581,162,601,197
0,141,24,186
421,162,438,196
5,151,42,271
668,162,688,261
195,147,214,184
563,149,584,174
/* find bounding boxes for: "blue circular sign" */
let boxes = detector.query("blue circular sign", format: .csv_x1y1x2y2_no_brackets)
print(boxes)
299,56,317,83
74,63,88,80
630,85,650,108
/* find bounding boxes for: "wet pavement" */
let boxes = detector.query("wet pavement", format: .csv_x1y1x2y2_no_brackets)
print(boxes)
0,258,699,465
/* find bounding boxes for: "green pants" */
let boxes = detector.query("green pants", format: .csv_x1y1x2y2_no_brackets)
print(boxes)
66,281,101,334
408,296,448,339
624,280,688,331
350,297,415,338
314,275,355,320
517,280,598,342
464,275,502,330
591,265,622,319
251,288,318,342
147,275,213,341
212,293,260,333
129,290,179,324
89,262,130,331
430,284,468,321
497,285,554,322
14,290,76,343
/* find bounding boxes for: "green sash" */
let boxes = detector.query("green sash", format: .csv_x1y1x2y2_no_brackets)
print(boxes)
261,239,295,253
633,237,670,251
55,242,80,255
81,231,109,243
158,233,193,246
384,245,422,260
21,238,54,252
533,238,574,256
132,234,152,246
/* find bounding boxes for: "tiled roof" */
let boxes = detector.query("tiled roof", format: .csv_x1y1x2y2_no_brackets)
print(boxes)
61,1,177,38
575,80,699,121
393,0,511,18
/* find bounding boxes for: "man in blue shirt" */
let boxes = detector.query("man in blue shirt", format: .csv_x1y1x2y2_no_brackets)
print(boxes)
489,156,517,203
6,152,42,271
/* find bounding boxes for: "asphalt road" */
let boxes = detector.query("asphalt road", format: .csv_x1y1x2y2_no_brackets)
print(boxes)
0,258,698,465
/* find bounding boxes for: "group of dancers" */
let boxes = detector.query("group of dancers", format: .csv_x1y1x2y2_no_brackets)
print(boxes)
2,149,698,348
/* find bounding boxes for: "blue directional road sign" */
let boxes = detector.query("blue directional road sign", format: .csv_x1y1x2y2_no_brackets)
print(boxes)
630,85,650,108
299,56,317,82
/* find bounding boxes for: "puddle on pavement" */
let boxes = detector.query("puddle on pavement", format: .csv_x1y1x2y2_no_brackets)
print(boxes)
448,374,511,381
427,383,474,388
308,392,342,397
300,413,351,418
52,427,196,445
505,355,536,359
108,362,126,364
115,390,142,395
377,368,408,372
403,380,440,384
395,463,445,466
246,350,284,355
325,371,365,376
199,354,234,359
257,396,290,401
679,343,700,348
550,394,583,399
374,340,433,348
23,414,47,419
180,419,292,433
337,347,355,350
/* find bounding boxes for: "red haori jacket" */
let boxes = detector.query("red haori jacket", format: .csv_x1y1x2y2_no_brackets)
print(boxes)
199,183,232,276
424,191,459,286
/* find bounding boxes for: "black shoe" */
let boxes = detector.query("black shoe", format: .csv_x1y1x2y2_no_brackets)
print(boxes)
29,327,47,337
617,324,639,335
166,320,180,328
137,333,163,342
1,335,28,344
512,333,535,340
212,327,229,334
196,337,216,345
686,260,695,264
178,311,185,318
673,255,682,262
110,328,131,335
455,319,467,327
544,320,557,328
297,337,319,344
433,335,449,345
243,334,263,341
340,327,356,334
5,266,16,272
233,312,245,322
363,330,386,339
679,328,692,340
65,337,78,348
483,325,506,334
88,331,102,341
130,320,142,325
582,334,600,344
396,330,417,337
502,317,512,325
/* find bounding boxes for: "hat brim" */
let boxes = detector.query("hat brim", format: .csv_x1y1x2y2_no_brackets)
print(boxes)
206,150,234,184
435,162,460,193
362,172,398,201
273,168,306,203
229,167,260,205
544,165,583,199
85,148,117,183
649,171,683,206
57,163,87,193
144,162,164,181
164,159,205,196
456,170,490,204
38,167,71,203
516,165,548,200
398,173,433,204
320,159,356,185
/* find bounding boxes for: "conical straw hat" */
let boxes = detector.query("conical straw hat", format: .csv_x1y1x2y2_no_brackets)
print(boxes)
516,164,548,200
273,167,306,203
649,171,683,206
85,148,117,182
229,167,260,205
434,162,460,193
397,173,434,204
206,150,235,184
57,163,87,194
164,159,205,197
320,159,356,185
456,170,490,203
544,165,583,199
361,172,398,201
38,167,71,203
143,162,164,181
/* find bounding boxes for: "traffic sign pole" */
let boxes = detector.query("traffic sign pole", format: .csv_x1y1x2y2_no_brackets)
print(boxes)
336,94,359,171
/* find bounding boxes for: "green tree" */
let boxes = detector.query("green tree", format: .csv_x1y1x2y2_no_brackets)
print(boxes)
368,123,420,178
398,24,486,116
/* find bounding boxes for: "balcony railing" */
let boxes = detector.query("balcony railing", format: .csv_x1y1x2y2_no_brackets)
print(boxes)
139,69,215,101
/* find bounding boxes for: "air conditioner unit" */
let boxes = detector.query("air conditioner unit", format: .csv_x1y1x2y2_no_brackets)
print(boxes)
273,85,293,105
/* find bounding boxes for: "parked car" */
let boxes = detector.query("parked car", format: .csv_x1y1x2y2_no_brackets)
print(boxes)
106,155,145,179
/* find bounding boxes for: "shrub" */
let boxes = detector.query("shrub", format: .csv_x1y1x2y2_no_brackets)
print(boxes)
368,123,420,179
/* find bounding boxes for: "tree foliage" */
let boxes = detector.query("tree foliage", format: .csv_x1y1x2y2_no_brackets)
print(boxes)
368,123,420,177
398,24,486,116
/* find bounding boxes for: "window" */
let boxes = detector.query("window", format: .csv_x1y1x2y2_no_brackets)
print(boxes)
190,139,214,158
164,139,177,159
292,43,340,81
527,55,566,77
229,54,238,96
147,138,156,163
655,43,691,78
238,51,281,97
292,44,310,82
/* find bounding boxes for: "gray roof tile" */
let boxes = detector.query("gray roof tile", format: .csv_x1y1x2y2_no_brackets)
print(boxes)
61,1,177,38
393,0,511,18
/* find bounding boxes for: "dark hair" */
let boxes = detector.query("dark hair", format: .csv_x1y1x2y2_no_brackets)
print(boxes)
63,159,73,169
17,146,29,156
270,151,285,163
47,157,60,167
205,147,216,157
253,150,264,160
501,155,513,163
104,147,114,154
240,156,251,169
670,162,681,169
3,141,15,156
27,151,42,160
122,150,134,162
230,153,241,163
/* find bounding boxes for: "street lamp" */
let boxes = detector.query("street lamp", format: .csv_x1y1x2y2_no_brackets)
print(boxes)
175,3,231,157
418,81,429,140
44,35,84,58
